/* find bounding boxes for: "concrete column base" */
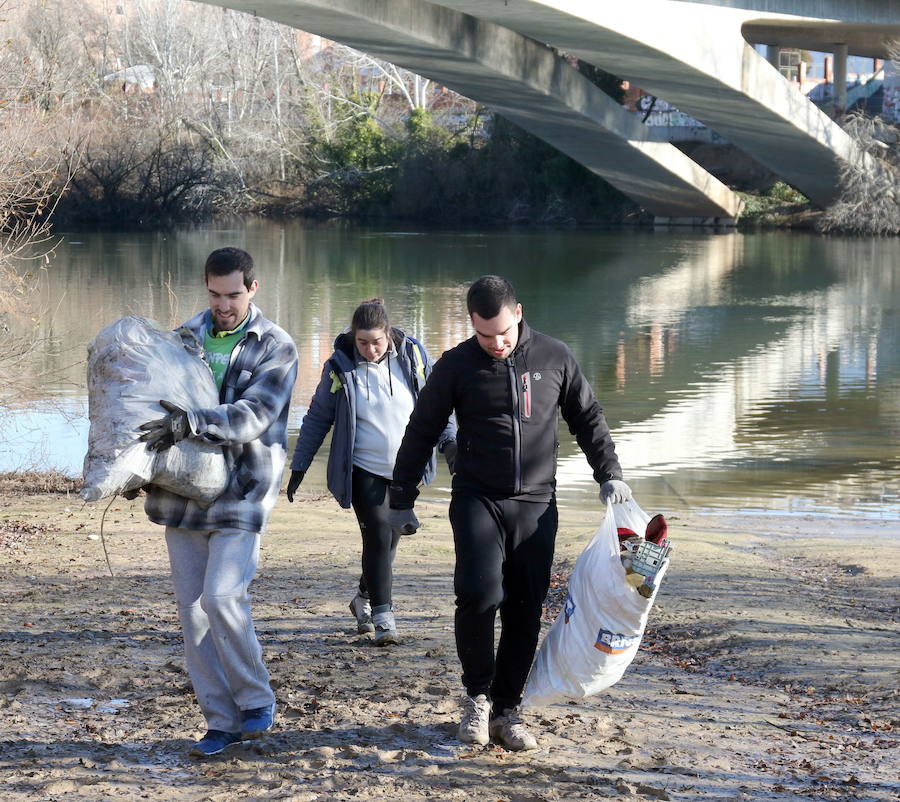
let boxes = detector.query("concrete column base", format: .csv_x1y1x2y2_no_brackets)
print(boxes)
654,216,738,227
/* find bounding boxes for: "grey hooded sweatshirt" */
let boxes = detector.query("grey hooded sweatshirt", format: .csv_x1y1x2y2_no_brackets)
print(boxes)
290,327,455,508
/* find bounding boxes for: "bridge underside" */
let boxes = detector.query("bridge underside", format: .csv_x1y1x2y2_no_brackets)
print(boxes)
427,0,889,208
742,20,900,58
202,0,742,221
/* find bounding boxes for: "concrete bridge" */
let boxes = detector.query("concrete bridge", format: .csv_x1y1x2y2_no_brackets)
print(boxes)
203,0,900,222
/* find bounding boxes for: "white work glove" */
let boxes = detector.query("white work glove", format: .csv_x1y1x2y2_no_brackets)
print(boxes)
600,479,633,504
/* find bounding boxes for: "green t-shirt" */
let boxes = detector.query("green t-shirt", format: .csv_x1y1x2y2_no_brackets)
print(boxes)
204,315,249,390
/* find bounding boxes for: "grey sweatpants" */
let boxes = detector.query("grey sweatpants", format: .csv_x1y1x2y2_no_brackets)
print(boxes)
165,526,275,733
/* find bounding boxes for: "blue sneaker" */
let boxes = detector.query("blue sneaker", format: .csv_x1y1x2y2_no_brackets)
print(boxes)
189,729,241,757
241,702,275,739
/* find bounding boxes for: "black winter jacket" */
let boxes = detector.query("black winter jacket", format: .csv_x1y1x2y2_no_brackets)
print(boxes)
391,320,622,505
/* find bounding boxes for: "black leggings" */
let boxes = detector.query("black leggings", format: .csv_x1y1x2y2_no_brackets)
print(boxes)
449,492,557,712
351,467,401,609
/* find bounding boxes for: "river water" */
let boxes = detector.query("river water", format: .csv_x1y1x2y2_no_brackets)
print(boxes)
5,219,900,521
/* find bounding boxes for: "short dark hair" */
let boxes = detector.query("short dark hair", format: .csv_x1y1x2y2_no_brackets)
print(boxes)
351,297,390,336
204,247,255,290
466,275,517,319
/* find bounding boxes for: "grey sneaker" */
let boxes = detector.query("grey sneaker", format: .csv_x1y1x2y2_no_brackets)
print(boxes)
458,694,491,746
489,707,538,751
349,592,374,634
372,608,398,646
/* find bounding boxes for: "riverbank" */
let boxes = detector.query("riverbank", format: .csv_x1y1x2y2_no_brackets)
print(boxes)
1,480,898,801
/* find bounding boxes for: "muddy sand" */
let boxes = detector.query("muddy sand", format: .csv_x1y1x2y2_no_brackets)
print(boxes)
0,480,897,801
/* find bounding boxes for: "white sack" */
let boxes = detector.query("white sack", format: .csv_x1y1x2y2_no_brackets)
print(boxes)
521,500,669,709
80,316,228,505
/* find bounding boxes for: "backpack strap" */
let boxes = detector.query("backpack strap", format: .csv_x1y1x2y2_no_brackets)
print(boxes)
406,337,427,391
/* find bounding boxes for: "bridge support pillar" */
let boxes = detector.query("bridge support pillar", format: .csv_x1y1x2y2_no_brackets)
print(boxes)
653,216,738,228
833,43,848,117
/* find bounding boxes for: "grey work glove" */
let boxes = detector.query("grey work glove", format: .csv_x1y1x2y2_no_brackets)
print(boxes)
600,479,633,504
138,400,190,452
286,470,305,502
440,440,458,474
388,507,420,536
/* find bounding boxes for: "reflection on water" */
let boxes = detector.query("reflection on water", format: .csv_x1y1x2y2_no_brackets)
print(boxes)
3,221,899,520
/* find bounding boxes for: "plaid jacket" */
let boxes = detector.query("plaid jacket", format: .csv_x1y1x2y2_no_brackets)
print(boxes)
145,304,298,533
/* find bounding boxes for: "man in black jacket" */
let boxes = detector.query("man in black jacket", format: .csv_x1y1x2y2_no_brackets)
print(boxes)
390,275,631,751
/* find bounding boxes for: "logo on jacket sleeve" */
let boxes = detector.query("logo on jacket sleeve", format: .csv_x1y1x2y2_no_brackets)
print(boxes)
594,629,640,654
564,593,576,624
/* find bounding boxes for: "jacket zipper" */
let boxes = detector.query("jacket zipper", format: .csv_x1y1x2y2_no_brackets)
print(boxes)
337,360,355,475
507,358,522,495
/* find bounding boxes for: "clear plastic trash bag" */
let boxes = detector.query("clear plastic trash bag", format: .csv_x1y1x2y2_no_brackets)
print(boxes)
80,316,228,505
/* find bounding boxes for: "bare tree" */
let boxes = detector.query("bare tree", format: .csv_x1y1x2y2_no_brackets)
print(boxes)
0,1,75,410
3,0,479,220
820,42,900,235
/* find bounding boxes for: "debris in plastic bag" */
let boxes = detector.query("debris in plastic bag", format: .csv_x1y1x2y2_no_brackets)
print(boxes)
81,316,228,505
645,513,668,546
620,513,671,598
622,540,671,598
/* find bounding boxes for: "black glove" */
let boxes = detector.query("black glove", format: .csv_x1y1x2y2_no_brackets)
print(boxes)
286,470,305,502
388,507,420,536
388,481,419,510
440,440,458,475
138,400,190,452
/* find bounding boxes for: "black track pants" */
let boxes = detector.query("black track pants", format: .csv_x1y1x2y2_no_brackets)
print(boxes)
449,492,557,712
351,467,401,609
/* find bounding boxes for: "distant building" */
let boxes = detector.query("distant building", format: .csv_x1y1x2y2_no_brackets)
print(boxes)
102,64,156,93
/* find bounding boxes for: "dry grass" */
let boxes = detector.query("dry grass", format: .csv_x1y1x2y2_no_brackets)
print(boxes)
0,469,81,495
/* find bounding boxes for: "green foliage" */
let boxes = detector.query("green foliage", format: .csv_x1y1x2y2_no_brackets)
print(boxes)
765,182,807,204
387,114,639,225
737,182,811,227
321,92,399,170
405,107,449,152
305,92,404,216
305,51,622,225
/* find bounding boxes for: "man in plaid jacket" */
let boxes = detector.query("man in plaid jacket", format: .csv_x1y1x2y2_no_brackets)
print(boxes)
139,247,298,757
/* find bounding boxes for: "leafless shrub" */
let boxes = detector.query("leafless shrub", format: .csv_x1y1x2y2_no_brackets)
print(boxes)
58,117,229,225
819,112,900,235
0,1,77,412
0,112,74,409
820,41,900,236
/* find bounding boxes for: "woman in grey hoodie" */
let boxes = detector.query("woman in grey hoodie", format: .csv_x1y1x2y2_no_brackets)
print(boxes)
286,299,455,645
